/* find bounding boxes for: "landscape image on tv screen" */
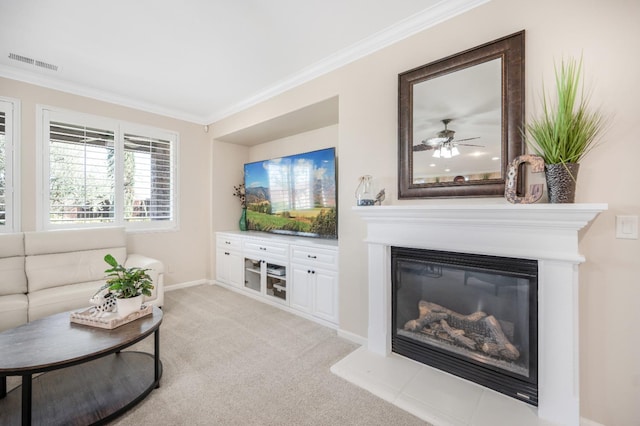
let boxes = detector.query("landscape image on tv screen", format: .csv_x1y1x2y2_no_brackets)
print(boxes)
244,147,337,239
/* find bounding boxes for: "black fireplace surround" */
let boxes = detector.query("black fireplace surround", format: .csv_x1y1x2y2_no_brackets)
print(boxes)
391,246,538,405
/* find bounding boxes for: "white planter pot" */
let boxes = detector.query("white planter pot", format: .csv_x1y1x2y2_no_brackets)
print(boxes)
116,295,143,318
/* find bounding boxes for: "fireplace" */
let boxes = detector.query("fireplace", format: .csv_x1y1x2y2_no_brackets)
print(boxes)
391,246,538,405
337,204,607,426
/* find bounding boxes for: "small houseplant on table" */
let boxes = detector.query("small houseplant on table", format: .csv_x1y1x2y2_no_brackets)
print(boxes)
524,56,607,203
102,253,154,317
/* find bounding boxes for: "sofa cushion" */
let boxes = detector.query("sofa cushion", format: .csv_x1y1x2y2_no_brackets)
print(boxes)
28,280,105,321
0,256,27,296
0,294,28,332
26,247,127,293
24,226,126,255
0,233,24,257
0,233,27,296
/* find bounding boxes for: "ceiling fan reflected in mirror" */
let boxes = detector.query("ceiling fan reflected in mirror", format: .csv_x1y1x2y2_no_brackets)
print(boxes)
413,118,483,158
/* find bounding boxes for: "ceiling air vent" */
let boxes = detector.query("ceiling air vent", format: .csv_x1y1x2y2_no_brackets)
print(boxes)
34,60,58,71
8,52,34,65
8,52,58,71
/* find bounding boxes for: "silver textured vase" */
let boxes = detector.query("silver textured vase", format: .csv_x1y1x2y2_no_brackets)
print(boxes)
545,163,580,203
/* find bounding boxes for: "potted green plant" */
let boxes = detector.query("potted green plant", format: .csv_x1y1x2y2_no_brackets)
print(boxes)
102,253,154,317
524,56,607,203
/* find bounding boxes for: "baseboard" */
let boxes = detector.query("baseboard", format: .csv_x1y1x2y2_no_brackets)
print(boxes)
164,279,211,291
580,417,605,426
337,328,367,346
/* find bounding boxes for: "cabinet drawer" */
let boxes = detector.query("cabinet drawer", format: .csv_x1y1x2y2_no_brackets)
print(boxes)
243,239,288,259
291,245,338,269
216,234,242,251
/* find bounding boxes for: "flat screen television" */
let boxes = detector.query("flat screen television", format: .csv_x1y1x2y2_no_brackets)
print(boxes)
243,147,337,239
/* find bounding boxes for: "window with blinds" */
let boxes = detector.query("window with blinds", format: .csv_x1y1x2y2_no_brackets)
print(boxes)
49,122,115,224
0,98,19,233
41,107,177,230
123,133,172,222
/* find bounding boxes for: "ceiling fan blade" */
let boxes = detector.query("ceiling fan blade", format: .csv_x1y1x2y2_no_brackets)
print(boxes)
454,136,480,143
456,143,485,147
413,143,434,152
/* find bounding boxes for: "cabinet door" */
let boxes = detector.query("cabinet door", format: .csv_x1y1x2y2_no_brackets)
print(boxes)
216,248,243,288
216,248,228,283
243,257,262,293
312,268,338,324
265,260,287,304
290,265,312,313
227,251,243,288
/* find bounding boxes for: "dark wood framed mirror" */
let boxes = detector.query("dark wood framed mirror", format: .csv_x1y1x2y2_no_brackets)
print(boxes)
398,31,525,198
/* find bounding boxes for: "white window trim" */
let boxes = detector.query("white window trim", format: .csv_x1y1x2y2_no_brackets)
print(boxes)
0,97,21,233
36,105,179,232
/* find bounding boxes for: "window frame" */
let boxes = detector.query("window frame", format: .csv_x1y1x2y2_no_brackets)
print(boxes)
0,97,21,233
37,106,179,231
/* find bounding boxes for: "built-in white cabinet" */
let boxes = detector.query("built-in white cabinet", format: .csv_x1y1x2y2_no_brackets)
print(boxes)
215,231,338,327
215,235,243,288
290,245,339,324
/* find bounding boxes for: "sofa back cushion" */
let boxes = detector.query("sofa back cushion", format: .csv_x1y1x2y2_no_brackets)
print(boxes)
26,247,127,292
24,227,127,293
0,233,27,296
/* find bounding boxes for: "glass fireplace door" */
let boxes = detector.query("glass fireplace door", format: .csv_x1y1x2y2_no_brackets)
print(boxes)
392,246,538,405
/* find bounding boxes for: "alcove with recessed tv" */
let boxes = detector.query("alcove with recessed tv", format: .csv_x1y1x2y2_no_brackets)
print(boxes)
214,97,340,327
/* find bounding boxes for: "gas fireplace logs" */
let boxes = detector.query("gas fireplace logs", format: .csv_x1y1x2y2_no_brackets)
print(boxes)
404,301,520,361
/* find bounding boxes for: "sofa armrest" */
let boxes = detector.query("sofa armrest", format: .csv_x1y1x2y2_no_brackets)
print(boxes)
125,254,165,307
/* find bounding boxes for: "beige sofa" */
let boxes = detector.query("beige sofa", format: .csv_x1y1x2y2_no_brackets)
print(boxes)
0,227,164,332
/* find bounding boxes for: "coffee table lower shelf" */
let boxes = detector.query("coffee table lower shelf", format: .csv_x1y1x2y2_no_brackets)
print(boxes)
0,352,162,426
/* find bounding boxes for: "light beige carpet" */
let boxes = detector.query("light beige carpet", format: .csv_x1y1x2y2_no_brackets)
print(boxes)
108,284,428,425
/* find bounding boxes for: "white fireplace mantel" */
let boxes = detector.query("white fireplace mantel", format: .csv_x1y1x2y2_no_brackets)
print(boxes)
355,203,607,263
345,203,607,426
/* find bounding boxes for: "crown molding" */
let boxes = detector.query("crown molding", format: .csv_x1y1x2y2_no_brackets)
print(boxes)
206,0,490,123
0,65,208,124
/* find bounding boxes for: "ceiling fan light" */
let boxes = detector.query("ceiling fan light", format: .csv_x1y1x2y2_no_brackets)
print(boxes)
429,137,448,144
442,148,452,159
451,146,460,156
432,149,441,158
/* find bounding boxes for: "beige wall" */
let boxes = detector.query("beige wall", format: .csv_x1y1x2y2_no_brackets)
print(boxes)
210,0,640,424
0,77,212,287
247,124,338,163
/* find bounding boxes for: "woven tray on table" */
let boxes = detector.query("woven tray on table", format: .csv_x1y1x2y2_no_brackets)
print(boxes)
70,304,153,329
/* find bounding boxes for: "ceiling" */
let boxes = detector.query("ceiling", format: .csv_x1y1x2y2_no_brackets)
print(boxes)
0,0,486,125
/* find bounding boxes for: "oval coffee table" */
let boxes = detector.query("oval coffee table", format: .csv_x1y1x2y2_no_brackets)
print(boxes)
0,306,163,425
